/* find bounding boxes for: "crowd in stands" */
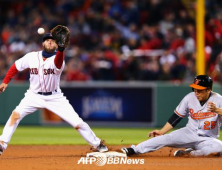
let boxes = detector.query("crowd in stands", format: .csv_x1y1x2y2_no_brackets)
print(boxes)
1,0,222,82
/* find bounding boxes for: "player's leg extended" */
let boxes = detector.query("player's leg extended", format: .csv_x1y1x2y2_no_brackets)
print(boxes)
46,96,102,149
131,127,196,154
0,111,23,148
0,91,44,152
192,138,222,156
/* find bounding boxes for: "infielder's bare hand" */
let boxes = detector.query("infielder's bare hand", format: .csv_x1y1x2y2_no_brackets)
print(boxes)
0,83,8,93
207,102,216,112
148,130,162,138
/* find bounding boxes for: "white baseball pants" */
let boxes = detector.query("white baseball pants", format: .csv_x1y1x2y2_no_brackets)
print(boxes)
0,90,101,149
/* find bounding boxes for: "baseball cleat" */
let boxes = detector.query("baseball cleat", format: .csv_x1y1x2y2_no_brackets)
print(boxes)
96,141,108,153
0,144,4,156
174,148,194,157
121,147,136,156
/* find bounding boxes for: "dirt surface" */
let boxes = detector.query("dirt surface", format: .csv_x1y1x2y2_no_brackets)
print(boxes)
0,145,222,170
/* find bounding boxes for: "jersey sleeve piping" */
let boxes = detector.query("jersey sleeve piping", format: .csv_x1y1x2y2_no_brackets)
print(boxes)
174,110,185,118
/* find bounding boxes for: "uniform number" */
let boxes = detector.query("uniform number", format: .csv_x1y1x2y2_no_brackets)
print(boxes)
204,121,217,130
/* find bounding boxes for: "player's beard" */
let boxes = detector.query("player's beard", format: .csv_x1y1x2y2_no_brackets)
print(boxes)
43,45,57,54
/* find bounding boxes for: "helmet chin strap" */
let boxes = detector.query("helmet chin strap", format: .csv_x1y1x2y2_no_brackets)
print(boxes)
42,50,56,58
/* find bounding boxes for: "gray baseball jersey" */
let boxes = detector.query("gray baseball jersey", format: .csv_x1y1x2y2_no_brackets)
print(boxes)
175,92,222,138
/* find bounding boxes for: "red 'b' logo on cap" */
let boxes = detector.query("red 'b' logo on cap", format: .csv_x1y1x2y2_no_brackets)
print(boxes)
194,79,199,85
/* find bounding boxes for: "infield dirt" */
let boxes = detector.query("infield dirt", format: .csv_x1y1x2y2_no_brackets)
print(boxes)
0,145,221,170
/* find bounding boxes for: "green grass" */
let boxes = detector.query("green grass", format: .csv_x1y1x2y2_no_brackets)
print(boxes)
0,126,222,145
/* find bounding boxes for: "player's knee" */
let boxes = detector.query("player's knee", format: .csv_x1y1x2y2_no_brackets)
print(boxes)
9,111,20,126
74,125,80,130
74,121,85,130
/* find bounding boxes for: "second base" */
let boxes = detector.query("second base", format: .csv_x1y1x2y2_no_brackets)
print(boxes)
86,151,127,158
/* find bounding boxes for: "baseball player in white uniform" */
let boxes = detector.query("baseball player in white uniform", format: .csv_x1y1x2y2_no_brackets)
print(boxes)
122,75,222,157
0,25,108,155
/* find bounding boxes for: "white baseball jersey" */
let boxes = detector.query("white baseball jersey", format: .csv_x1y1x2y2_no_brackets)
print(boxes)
15,51,65,93
175,92,222,138
0,50,102,150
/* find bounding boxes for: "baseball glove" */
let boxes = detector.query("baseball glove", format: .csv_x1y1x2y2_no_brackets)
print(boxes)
51,25,70,48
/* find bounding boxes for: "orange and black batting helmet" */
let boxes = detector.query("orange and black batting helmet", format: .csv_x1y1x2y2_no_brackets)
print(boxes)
189,75,213,90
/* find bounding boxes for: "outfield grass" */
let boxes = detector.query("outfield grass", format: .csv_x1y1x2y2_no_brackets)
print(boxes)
0,126,222,145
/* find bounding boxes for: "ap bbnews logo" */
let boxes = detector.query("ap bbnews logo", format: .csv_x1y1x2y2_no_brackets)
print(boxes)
77,153,144,166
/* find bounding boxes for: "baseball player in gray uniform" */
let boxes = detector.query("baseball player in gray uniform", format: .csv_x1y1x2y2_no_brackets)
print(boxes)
122,75,222,157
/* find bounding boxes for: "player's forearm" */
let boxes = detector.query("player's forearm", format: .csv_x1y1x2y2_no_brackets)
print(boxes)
54,47,65,69
160,122,173,135
2,63,19,84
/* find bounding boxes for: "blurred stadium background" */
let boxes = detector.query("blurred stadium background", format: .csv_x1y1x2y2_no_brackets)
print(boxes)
1,0,222,128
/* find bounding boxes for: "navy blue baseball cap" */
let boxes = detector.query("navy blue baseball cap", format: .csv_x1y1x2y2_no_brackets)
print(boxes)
42,33,55,42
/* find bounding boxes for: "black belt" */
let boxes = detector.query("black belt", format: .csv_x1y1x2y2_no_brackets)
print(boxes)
38,92,52,96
